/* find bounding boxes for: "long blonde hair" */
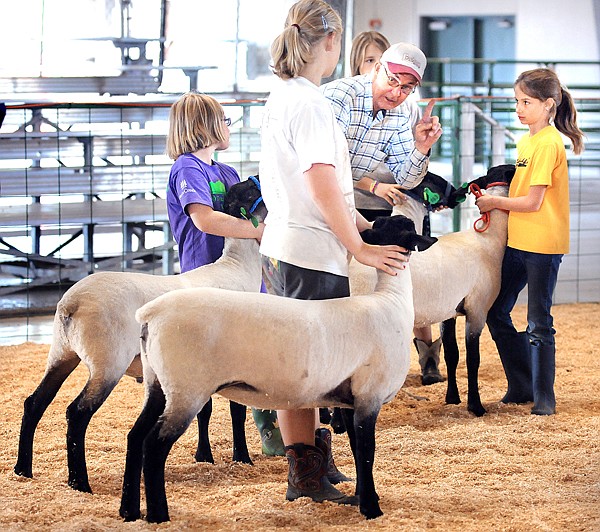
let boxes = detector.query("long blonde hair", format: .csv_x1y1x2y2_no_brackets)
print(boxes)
349,30,390,76
515,68,585,155
270,0,342,80
166,91,228,160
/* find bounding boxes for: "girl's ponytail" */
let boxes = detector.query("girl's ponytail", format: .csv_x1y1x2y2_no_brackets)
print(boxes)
555,87,585,155
270,0,342,80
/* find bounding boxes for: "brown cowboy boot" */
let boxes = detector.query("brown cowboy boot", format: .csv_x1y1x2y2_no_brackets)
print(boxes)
284,443,357,505
315,427,352,484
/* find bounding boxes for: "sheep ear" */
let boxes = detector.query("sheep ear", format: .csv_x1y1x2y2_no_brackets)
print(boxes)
359,228,379,245
413,234,438,251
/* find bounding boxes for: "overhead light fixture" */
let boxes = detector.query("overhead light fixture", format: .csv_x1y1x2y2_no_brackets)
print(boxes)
497,19,514,29
428,20,449,31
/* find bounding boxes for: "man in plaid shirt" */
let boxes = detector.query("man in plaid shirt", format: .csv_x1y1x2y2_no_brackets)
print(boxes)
322,42,446,386
321,42,442,221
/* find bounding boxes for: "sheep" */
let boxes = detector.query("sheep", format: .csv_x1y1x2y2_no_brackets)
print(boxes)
350,164,515,417
14,177,266,493
118,215,437,523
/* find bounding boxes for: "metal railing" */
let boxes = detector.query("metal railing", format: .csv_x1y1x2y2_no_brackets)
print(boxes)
1,94,598,315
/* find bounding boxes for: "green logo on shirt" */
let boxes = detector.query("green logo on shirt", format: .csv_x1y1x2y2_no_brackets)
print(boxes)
210,180,227,209
210,180,226,195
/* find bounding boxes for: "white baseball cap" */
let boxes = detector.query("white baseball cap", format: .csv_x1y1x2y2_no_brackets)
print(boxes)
380,42,427,83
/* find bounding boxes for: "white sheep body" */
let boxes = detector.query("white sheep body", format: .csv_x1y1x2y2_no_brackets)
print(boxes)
15,235,262,492
137,275,413,412
52,236,261,380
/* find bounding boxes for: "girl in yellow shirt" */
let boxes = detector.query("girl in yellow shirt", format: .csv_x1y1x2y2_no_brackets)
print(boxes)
476,68,584,415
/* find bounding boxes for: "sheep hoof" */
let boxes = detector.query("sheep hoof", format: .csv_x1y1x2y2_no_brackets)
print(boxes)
120,508,141,522
146,510,170,524
232,450,254,465
194,452,215,464
469,403,487,417
361,501,384,520
13,464,33,478
68,478,92,494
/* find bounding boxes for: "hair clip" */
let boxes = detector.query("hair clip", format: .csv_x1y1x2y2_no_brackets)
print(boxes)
321,15,329,31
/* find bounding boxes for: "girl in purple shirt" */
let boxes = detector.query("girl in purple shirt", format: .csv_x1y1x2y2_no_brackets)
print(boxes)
166,91,283,455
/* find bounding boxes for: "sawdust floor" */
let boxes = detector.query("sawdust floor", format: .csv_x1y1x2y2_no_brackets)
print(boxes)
0,303,599,531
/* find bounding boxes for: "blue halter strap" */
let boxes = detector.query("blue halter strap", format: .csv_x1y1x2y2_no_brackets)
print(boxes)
247,175,263,214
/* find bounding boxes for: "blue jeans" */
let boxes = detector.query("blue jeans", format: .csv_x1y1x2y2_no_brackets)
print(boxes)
487,246,562,347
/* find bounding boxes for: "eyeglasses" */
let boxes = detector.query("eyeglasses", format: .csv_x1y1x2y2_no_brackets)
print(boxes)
223,117,232,126
381,64,417,95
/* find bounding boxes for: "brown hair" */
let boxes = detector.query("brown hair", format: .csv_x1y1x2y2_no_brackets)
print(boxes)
515,68,585,154
166,91,229,160
270,0,342,80
349,30,390,76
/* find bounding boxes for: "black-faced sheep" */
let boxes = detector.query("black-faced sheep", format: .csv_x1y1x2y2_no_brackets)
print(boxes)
350,164,515,416
119,215,437,523
14,178,265,493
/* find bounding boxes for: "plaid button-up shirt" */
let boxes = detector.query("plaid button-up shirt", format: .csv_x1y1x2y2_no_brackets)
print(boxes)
321,75,428,189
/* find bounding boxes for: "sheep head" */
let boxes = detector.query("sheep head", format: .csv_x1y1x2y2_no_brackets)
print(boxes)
223,175,266,224
449,164,516,205
413,171,463,209
361,215,438,251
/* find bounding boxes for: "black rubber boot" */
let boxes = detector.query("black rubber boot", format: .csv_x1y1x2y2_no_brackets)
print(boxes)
414,337,444,385
252,408,285,456
496,331,533,404
531,342,556,415
284,443,358,505
315,427,352,484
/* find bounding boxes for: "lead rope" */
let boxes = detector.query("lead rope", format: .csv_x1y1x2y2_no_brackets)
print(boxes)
469,181,509,232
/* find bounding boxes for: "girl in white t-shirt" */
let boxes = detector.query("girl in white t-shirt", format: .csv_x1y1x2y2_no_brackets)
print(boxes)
259,0,409,506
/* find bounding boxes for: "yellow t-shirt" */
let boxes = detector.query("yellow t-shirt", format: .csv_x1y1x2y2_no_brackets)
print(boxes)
508,126,570,254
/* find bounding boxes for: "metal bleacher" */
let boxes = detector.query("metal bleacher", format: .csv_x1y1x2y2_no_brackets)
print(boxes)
0,98,263,300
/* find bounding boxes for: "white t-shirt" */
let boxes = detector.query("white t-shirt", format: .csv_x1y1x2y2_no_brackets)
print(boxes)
259,76,355,276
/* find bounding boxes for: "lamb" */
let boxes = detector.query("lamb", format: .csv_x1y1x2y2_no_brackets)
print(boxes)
350,164,515,416
14,177,266,493
118,215,437,523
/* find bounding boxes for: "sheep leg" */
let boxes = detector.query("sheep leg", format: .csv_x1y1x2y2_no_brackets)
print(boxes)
120,379,166,522
65,375,123,493
194,398,214,463
329,407,347,434
351,405,383,519
15,355,81,479
441,318,461,405
229,401,252,464
465,327,486,417
340,408,358,489
143,408,199,524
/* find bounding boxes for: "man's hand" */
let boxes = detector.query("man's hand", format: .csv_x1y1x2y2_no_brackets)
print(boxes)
414,99,442,155
374,182,408,206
